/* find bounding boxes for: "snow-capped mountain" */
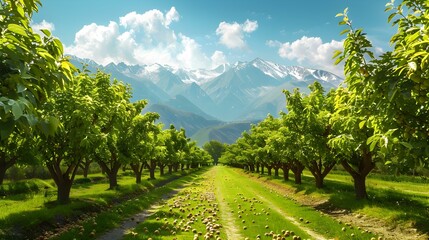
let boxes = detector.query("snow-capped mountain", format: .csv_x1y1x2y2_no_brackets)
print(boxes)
69,56,342,123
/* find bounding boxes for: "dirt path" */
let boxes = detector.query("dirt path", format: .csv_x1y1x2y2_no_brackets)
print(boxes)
213,167,244,240
97,187,184,240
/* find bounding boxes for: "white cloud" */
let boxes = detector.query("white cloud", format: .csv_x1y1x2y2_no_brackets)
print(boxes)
66,7,224,70
210,51,227,68
216,19,258,49
31,20,55,36
177,34,210,69
274,36,344,76
243,19,258,33
265,40,281,48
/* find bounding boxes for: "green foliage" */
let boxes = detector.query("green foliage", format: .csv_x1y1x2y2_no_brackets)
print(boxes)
328,0,429,199
0,0,75,139
202,140,226,165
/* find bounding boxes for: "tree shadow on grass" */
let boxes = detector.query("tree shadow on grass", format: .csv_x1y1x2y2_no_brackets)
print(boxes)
316,178,429,235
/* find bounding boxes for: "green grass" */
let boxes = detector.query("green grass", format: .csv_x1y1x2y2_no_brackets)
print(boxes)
122,168,228,240
243,168,429,237
0,169,201,239
217,166,377,240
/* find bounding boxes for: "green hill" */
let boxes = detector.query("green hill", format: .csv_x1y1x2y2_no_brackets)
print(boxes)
192,121,258,146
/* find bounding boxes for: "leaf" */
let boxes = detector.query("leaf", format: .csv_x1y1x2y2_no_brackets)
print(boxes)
7,24,28,37
399,142,413,150
385,161,392,165
332,50,342,59
359,120,366,129
11,102,23,120
40,29,51,37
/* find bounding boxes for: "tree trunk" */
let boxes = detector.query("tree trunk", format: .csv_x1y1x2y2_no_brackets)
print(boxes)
46,160,80,204
0,157,16,185
160,165,165,176
0,164,7,185
282,164,290,181
130,163,144,184
274,167,279,177
168,165,173,174
81,160,91,178
108,173,118,189
267,166,272,176
255,164,260,173
352,174,367,199
291,160,304,184
340,150,374,199
98,161,121,189
146,159,157,180
249,164,255,172
294,171,302,184
149,168,155,179
261,165,264,174
57,180,73,204
314,174,324,188
307,160,336,189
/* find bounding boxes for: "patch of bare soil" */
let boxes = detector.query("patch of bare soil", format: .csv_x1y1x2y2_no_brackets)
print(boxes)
29,175,186,240
97,187,183,240
215,182,243,239
240,170,428,240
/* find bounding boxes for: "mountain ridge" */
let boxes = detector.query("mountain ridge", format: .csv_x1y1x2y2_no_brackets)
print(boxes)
69,56,343,144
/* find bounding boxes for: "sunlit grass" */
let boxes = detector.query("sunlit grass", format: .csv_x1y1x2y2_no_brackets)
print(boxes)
218,166,376,240
122,169,228,240
242,167,429,236
0,169,201,239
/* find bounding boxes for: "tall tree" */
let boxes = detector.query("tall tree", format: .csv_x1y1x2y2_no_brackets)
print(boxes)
0,0,74,139
93,71,143,189
283,83,337,188
38,71,101,203
125,112,159,183
330,1,429,198
202,140,226,166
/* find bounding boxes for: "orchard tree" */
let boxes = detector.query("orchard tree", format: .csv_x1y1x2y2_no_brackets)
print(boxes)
38,71,101,203
330,0,429,198
93,71,143,189
0,0,74,139
125,112,159,183
203,140,226,166
283,83,337,188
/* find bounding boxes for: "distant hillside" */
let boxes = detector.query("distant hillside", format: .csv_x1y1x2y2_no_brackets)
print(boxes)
145,104,222,136
192,121,258,146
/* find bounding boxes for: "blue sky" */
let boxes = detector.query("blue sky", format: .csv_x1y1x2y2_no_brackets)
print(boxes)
32,0,395,76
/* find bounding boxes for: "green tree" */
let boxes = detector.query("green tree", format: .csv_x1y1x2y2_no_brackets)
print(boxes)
0,0,74,139
330,1,429,198
125,112,159,183
38,71,101,203
93,71,142,189
283,83,337,188
202,140,226,166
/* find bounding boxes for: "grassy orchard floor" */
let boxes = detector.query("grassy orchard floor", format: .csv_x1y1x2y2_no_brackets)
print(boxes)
240,168,429,239
0,168,203,239
121,166,378,240
1,166,427,239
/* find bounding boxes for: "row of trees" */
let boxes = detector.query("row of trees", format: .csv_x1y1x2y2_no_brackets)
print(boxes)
221,0,429,199
0,0,212,204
